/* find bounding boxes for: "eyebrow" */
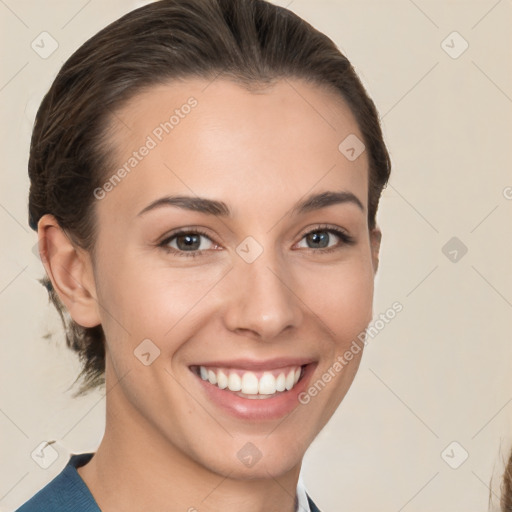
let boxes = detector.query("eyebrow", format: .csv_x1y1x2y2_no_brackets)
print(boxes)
137,190,364,218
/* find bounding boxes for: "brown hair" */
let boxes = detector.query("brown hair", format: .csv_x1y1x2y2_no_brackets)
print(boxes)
501,448,512,511
28,0,392,396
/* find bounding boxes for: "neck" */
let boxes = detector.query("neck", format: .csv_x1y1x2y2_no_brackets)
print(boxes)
77,374,302,512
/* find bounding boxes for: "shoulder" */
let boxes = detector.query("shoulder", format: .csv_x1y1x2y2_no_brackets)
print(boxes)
15,452,100,512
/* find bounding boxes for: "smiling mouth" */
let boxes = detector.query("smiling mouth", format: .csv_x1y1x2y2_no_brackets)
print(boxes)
190,364,307,399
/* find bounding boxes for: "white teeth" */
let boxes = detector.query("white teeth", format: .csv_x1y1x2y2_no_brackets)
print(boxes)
197,365,304,396
285,369,295,390
217,370,228,389
241,372,259,394
258,372,276,395
276,373,286,392
207,369,217,385
228,372,242,392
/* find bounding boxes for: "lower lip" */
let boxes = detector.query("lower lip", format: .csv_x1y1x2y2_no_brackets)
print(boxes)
191,363,316,421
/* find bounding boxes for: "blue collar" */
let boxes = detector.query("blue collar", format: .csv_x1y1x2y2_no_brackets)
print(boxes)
16,452,321,511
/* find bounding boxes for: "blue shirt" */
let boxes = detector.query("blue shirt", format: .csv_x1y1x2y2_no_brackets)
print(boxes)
15,452,322,511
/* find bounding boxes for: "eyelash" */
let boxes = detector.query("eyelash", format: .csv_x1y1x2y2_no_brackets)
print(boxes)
157,224,355,259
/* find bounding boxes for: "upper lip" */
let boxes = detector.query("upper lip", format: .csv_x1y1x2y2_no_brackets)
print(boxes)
190,357,316,371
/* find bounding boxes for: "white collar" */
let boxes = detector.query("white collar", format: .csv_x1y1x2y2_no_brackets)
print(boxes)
295,474,311,512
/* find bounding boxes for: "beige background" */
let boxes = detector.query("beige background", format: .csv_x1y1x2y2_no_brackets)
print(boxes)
1,0,511,510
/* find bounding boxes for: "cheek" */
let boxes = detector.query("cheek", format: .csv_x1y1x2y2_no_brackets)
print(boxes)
97,242,374,350
296,256,375,342
95,254,227,346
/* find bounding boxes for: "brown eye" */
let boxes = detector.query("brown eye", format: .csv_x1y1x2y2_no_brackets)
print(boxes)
159,229,217,258
174,233,203,251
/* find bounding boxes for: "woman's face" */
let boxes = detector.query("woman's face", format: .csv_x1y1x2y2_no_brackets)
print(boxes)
88,77,380,478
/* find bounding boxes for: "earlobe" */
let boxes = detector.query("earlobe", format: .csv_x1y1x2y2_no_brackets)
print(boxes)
370,227,382,274
37,214,101,328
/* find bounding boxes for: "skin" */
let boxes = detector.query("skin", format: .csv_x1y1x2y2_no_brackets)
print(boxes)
38,77,381,512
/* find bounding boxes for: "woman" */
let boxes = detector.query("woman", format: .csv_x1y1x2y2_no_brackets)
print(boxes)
17,0,391,510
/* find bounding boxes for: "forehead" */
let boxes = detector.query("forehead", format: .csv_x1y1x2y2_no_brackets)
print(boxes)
100,77,369,221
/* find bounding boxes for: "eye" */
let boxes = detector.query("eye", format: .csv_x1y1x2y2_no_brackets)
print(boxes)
296,225,355,253
158,228,218,258
157,224,355,259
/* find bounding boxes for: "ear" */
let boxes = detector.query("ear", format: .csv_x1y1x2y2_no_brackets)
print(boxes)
37,214,101,328
369,226,382,275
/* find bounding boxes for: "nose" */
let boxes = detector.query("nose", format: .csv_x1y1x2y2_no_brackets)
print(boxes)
222,249,304,341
